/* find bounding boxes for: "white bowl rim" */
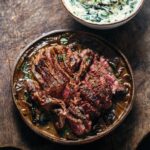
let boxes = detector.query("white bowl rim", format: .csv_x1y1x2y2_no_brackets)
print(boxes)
62,0,145,27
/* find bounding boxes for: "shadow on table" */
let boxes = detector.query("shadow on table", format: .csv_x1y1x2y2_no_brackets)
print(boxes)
0,147,21,150
136,133,150,150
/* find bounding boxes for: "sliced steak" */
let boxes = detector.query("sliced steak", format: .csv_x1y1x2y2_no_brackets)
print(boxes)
76,49,94,80
80,56,124,110
25,45,126,136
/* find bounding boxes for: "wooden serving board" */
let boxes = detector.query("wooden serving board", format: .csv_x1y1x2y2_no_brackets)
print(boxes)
0,0,149,150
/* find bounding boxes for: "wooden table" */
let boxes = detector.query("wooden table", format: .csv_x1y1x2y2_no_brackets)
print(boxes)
0,0,149,149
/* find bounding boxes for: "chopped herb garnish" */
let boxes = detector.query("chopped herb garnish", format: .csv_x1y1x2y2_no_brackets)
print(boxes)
21,61,32,79
57,54,66,62
86,56,93,63
60,37,68,45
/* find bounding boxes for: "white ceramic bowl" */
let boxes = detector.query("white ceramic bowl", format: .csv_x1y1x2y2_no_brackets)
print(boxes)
62,0,144,29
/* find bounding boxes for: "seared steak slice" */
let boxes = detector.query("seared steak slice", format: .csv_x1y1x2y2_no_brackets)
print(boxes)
79,101,100,118
80,56,124,110
54,45,81,77
26,79,67,129
76,49,94,80
31,46,70,97
65,50,81,73
26,79,65,110
66,114,92,136
88,57,124,94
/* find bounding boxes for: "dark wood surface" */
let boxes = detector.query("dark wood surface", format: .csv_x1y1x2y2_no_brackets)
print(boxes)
0,0,149,150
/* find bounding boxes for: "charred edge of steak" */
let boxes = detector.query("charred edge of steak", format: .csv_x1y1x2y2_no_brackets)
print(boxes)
54,46,81,77
76,49,94,81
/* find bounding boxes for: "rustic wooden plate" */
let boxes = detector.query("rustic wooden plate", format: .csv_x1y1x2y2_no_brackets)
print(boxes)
11,30,134,145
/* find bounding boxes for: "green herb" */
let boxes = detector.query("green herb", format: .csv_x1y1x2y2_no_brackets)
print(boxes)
60,126,70,137
95,15,101,22
60,37,68,45
21,61,28,72
86,56,92,63
101,11,109,17
21,61,32,79
24,91,30,102
57,54,66,62
59,124,74,139
39,113,50,125
82,3,92,9
70,0,76,5
109,61,117,73
130,1,137,9
126,0,129,5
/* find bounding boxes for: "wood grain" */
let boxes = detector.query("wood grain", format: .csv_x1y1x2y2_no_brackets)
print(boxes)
0,0,149,150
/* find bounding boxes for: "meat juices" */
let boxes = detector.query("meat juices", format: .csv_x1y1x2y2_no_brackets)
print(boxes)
26,45,125,136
